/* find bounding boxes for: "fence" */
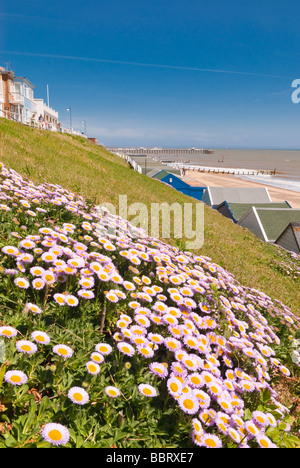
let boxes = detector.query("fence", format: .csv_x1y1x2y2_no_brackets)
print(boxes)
0,108,86,137
115,152,143,174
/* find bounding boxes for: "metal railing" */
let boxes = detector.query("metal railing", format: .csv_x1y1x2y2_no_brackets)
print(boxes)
0,108,87,137
0,108,59,130
9,90,35,106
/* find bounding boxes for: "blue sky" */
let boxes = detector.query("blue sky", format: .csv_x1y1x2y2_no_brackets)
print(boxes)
1,0,300,148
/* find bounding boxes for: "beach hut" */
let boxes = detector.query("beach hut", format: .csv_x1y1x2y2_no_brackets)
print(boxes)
216,201,292,223
146,167,182,177
275,222,300,254
238,207,300,243
146,168,163,178
201,186,271,209
151,170,206,201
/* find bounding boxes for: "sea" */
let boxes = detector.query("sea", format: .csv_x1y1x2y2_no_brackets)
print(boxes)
166,149,300,193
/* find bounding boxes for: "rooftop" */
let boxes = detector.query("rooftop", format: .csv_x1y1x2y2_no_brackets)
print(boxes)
151,169,182,181
14,76,35,88
203,186,271,206
275,222,300,248
255,208,300,242
217,201,291,222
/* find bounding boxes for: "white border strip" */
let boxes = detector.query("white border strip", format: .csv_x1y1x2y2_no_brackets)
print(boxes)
253,207,269,242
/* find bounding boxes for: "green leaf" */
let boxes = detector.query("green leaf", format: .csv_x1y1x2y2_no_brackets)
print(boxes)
36,441,51,448
4,434,17,448
260,388,271,404
0,363,7,388
23,411,36,435
37,396,51,421
283,434,300,448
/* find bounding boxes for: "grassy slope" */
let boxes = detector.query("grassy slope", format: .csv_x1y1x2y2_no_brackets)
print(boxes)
0,117,299,314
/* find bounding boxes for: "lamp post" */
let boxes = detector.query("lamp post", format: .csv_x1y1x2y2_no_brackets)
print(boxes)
66,107,72,133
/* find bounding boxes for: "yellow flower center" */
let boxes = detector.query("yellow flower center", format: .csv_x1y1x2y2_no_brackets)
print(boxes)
35,335,45,342
21,345,32,352
205,438,217,448
170,383,179,392
135,338,144,344
260,439,269,448
168,342,177,349
73,393,83,402
185,359,194,368
11,375,21,383
48,430,62,441
183,399,194,410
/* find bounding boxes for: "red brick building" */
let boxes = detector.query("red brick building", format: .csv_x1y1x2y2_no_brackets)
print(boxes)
0,67,16,120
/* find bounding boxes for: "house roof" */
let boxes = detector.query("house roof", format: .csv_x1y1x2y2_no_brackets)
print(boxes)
161,172,194,188
249,208,300,242
216,201,291,222
152,170,178,180
14,76,35,88
146,168,162,178
146,167,181,177
203,186,271,206
275,222,300,249
152,169,173,180
0,69,14,79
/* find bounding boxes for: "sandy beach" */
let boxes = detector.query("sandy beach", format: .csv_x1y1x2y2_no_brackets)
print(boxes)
183,171,300,208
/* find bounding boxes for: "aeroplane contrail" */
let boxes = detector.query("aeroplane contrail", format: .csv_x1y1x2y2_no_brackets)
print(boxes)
0,50,287,79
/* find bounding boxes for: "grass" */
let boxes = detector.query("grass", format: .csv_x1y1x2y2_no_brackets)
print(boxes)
0,118,299,448
0,117,299,315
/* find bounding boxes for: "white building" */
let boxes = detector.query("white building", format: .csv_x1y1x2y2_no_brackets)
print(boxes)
10,76,36,124
0,64,61,131
34,98,60,131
